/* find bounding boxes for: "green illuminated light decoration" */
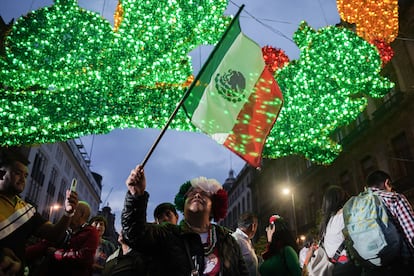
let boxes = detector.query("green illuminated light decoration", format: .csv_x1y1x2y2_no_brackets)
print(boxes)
0,0,228,144
0,1,394,165
263,22,393,164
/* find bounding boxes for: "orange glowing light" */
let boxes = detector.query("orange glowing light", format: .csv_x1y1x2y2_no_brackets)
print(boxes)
337,0,399,43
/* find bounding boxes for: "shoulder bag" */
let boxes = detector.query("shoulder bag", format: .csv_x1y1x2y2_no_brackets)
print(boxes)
305,240,345,276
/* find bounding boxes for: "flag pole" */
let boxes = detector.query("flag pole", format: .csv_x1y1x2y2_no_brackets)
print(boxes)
141,4,245,167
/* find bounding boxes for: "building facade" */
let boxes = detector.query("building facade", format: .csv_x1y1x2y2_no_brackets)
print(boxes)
227,1,414,242
20,139,102,222
221,167,258,231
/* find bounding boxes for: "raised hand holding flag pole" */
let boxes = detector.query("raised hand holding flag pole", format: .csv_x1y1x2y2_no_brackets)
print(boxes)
142,4,283,168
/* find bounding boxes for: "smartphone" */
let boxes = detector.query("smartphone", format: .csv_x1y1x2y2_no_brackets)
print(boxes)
70,178,77,192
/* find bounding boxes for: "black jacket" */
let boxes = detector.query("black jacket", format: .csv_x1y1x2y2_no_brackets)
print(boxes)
102,247,147,276
121,191,249,276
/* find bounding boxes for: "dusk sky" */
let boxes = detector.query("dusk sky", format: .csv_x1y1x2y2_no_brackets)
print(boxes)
1,0,340,231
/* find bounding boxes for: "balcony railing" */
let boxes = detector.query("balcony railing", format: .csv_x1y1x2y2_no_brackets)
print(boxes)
340,119,370,146
372,91,404,120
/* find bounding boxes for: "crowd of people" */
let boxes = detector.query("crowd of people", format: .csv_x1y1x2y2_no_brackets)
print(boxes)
1,146,414,276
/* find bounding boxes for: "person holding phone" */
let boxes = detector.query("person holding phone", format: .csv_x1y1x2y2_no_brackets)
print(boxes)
259,215,301,276
0,147,78,276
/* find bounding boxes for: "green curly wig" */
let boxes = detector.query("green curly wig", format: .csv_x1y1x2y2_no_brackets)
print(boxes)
174,179,228,222
174,181,192,212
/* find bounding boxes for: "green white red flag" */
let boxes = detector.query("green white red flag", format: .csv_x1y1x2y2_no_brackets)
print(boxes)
183,8,283,168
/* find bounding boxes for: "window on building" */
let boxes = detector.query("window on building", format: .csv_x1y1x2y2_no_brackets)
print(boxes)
391,132,414,178
57,178,67,204
339,170,355,194
334,128,346,143
343,111,369,139
64,160,71,175
247,192,251,211
45,168,58,213
360,155,377,180
26,151,47,204
306,159,313,169
55,146,63,164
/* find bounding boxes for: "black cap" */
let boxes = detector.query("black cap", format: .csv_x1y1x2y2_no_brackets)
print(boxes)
0,146,30,166
154,202,178,220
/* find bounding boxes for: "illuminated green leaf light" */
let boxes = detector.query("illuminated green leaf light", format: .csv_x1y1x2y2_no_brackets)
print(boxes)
263,22,394,164
0,2,394,166
0,0,229,145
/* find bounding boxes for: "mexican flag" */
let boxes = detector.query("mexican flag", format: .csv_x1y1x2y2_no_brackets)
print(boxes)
183,8,283,168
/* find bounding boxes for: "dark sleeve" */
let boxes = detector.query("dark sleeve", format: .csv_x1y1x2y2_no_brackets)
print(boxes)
219,227,249,276
121,191,149,248
33,212,48,232
25,239,53,262
121,191,184,258
284,246,302,276
53,226,100,267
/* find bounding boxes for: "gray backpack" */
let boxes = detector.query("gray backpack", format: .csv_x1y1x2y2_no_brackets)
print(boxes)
342,188,402,267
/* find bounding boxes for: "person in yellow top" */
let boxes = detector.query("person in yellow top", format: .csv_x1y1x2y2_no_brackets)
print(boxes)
0,147,78,276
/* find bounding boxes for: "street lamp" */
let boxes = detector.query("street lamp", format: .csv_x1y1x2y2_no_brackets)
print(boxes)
282,188,298,240
49,204,61,222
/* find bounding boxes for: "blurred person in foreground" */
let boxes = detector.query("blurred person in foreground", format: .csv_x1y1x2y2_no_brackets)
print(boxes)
363,170,414,275
89,216,116,275
0,147,78,276
121,164,248,275
232,212,259,276
0,247,21,276
103,202,180,275
259,214,301,276
298,236,314,269
45,201,100,276
102,231,147,276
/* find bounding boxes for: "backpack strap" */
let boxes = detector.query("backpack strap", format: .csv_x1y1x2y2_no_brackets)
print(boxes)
321,234,346,263
330,241,346,262
373,190,414,259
